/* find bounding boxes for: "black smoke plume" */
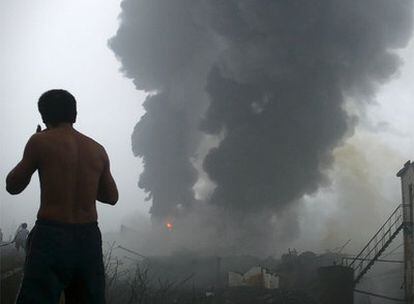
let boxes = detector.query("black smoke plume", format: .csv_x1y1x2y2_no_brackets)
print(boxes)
109,0,413,246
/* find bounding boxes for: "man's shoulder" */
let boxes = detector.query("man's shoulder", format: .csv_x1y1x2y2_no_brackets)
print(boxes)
30,130,105,150
27,131,57,151
76,132,107,155
30,129,108,159
25,133,45,153
29,130,54,143
28,132,44,142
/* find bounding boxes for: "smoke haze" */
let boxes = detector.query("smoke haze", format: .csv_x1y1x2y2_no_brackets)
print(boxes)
109,0,413,254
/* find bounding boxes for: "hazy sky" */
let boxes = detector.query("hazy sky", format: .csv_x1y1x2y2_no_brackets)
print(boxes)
0,0,149,236
0,0,413,253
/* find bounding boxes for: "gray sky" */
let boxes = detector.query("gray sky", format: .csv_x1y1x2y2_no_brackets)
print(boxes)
0,0,149,237
0,0,413,253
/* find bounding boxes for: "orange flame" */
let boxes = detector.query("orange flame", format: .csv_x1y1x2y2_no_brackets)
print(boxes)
166,222,173,231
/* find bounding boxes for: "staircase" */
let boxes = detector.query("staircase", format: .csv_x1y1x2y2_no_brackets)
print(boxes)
345,204,407,285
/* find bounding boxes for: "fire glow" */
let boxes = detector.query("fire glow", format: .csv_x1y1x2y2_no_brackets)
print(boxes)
165,222,173,231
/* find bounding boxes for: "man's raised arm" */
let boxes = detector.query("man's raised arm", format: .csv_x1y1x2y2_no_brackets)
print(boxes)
6,135,39,195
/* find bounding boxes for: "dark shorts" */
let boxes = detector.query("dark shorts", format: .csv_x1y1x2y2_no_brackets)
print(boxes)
16,219,105,304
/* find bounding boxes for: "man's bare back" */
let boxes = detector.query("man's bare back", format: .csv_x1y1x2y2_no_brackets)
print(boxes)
6,124,118,223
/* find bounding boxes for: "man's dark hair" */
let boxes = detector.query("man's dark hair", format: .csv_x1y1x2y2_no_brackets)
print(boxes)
38,89,77,125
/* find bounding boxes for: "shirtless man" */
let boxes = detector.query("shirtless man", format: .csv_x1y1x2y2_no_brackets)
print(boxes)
6,89,118,304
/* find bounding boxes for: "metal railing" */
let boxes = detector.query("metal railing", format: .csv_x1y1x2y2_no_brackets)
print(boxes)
343,204,408,285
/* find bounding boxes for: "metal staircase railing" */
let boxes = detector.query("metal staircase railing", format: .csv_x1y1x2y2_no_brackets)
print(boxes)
344,204,408,285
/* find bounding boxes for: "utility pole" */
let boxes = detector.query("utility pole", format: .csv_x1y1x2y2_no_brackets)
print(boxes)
397,161,414,304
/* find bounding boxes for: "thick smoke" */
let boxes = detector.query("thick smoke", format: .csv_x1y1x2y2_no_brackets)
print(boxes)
110,0,216,218
109,0,413,249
